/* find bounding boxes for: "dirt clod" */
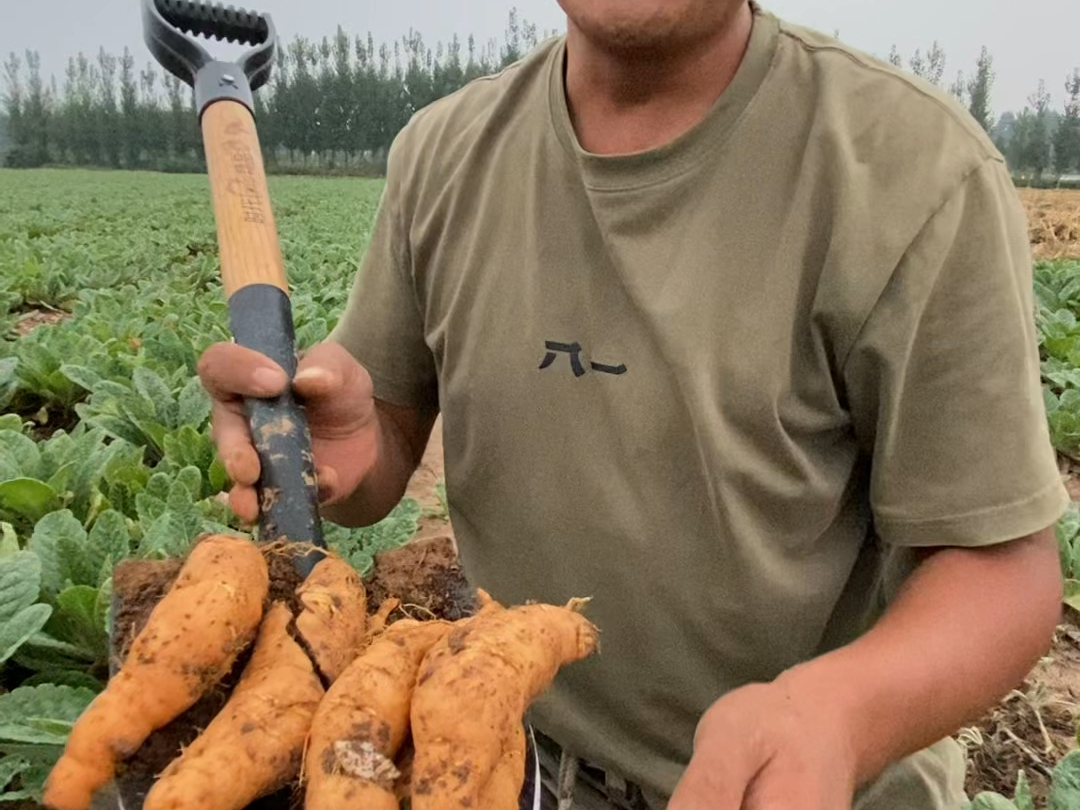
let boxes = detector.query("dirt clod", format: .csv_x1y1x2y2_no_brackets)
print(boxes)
364,536,476,623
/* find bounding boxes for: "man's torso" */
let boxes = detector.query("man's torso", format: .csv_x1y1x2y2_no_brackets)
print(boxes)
335,7,1011,806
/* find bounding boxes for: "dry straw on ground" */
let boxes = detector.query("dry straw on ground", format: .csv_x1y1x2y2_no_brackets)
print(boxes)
1020,188,1080,261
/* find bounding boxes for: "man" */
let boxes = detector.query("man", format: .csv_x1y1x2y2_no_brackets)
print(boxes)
198,0,1068,807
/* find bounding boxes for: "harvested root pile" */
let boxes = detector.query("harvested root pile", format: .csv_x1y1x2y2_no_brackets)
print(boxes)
41,534,598,810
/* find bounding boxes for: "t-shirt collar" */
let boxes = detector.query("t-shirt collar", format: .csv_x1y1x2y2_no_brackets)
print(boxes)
547,2,780,191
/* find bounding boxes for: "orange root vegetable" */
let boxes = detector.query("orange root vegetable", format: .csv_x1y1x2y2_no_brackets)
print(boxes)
477,722,527,810
409,600,598,810
294,553,368,683
42,534,269,810
303,618,454,810
143,600,325,810
365,597,401,641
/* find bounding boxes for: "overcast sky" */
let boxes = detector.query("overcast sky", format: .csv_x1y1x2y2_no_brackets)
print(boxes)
3,0,1077,117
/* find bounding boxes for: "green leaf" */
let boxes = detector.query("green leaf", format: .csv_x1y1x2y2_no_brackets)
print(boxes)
85,510,130,585
172,466,203,503
1014,769,1034,810
45,586,106,660
0,551,42,622
0,525,17,558
0,432,40,479
208,457,229,494
966,794,1018,810
27,510,85,598
133,366,177,428
0,604,52,665
1051,750,1080,810
1065,580,1080,611
0,755,32,796
0,415,22,433
0,479,60,523
0,545,46,668
135,491,167,529
177,375,211,428
325,497,421,575
45,461,76,499
0,744,68,804
57,364,101,395
14,632,97,672
0,359,17,412
145,472,171,503
0,684,96,746
139,507,199,558
21,671,103,691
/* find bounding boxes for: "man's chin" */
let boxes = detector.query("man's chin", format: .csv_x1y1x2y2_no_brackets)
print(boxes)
562,2,742,58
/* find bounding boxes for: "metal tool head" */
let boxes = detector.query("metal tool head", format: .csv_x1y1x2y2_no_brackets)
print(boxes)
142,0,277,114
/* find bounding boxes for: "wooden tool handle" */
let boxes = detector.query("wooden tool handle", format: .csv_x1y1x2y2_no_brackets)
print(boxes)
201,99,288,298
199,97,326,573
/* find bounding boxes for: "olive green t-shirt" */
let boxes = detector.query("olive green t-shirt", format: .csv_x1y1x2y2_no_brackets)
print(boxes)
329,5,1069,807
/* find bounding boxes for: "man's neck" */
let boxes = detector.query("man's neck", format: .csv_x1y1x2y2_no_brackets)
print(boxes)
563,2,754,156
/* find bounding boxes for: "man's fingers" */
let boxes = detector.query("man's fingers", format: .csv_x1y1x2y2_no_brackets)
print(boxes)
667,756,748,810
293,341,369,400
740,756,843,810
210,401,261,486
315,464,341,504
198,342,289,401
669,705,771,810
228,484,259,526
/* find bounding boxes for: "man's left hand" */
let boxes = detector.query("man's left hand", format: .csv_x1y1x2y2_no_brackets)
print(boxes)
667,677,858,810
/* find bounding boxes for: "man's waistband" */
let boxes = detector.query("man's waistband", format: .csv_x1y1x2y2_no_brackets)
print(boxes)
533,730,654,810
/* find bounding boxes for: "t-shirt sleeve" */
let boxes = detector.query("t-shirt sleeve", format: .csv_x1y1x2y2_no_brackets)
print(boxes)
326,135,439,412
844,156,1069,549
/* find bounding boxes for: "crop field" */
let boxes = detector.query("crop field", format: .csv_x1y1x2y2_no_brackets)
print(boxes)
1,169,1079,807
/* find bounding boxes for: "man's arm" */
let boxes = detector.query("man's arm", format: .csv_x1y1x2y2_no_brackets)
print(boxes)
319,397,439,528
783,526,1063,788
668,528,1063,809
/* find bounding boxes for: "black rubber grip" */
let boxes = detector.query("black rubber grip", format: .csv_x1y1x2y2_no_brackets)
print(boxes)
154,0,269,46
228,284,326,578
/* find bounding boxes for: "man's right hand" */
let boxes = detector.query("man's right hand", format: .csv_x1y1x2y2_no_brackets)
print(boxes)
197,341,381,525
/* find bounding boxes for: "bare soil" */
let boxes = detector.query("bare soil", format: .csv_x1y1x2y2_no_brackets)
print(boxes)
12,307,68,336
960,611,1080,803
1019,188,1080,261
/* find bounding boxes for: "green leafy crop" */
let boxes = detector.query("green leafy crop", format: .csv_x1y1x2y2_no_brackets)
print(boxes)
0,169,416,799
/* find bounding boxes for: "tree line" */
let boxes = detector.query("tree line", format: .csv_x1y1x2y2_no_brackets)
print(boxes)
888,42,1080,181
1,9,550,174
2,14,1079,180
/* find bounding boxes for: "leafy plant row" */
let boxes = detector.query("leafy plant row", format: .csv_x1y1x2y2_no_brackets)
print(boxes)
1,170,1078,805
0,170,415,802
1035,259,1080,607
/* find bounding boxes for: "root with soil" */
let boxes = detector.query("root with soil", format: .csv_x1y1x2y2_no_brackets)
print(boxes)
41,534,597,810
